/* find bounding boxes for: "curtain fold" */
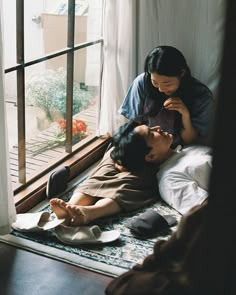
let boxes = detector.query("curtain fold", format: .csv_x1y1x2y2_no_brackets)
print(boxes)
98,0,137,135
99,0,225,135
0,3,16,235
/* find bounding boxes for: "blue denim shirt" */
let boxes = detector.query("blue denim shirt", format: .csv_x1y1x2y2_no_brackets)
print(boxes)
119,73,213,141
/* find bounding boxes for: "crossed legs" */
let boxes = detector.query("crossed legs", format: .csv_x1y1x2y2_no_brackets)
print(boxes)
50,189,122,226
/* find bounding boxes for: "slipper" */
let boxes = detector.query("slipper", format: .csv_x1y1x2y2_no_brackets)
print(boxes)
46,166,70,199
12,212,65,232
125,209,177,238
55,225,120,245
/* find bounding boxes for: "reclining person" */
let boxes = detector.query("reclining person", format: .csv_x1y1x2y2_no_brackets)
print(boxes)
50,122,212,225
112,124,212,215
50,122,160,226
136,125,212,215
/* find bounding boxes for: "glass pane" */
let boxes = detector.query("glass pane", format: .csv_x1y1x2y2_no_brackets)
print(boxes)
3,0,104,66
3,0,17,68
24,0,103,61
25,0,68,61
72,43,101,146
25,56,67,180
75,0,103,44
5,72,18,188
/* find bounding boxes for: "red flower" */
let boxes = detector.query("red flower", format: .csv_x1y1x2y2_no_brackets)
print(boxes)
57,119,87,136
58,119,67,131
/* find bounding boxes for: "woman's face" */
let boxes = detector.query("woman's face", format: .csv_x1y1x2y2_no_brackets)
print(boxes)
150,72,182,96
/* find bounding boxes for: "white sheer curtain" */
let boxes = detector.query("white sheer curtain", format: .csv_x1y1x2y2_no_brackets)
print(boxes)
99,0,137,135
99,0,226,135
0,3,16,235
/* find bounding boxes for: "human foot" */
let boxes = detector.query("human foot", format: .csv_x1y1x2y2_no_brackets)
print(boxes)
50,198,72,225
66,205,92,226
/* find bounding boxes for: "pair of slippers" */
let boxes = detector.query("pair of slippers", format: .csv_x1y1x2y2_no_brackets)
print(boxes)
12,168,120,245
125,209,177,238
12,209,176,243
12,211,120,245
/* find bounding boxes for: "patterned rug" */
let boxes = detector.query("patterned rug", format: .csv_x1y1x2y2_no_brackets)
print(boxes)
0,176,182,277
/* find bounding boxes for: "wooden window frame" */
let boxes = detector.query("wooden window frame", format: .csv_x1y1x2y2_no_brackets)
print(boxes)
5,0,107,212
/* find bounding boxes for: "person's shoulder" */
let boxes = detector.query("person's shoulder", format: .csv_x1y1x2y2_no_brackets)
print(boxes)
189,77,212,98
158,152,181,174
128,73,146,93
190,77,210,89
133,73,146,85
182,144,212,156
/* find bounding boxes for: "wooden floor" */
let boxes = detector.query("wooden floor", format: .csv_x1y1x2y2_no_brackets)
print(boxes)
9,104,98,189
0,242,113,295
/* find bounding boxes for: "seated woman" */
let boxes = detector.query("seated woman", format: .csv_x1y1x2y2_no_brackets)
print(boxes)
119,45,214,147
50,122,212,225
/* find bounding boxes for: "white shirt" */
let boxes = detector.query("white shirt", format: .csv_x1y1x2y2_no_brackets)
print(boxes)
156,145,212,215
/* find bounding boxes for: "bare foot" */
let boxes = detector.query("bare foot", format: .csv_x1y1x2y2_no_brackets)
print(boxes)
50,198,72,225
66,205,92,226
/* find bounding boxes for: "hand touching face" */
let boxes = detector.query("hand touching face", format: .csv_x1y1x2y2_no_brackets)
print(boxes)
150,72,190,117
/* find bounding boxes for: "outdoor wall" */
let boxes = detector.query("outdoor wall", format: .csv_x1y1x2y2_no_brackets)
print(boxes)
42,13,87,83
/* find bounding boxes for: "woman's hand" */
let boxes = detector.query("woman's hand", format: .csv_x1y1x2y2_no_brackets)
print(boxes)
164,97,198,144
163,97,189,117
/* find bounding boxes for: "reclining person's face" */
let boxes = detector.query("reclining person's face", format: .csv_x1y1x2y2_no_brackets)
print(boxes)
135,125,173,163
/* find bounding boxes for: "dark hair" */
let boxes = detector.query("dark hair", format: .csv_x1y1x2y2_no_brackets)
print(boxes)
110,122,151,172
144,45,191,78
143,46,192,119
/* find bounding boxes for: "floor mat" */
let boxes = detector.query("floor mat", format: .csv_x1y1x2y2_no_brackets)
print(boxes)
0,174,182,277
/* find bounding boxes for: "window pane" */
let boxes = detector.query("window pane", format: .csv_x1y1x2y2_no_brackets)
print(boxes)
23,47,101,179
24,0,103,62
5,72,18,188
5,72,17,147
75,0,103,43
25,57,67,180
72,44,101,143
24,0,68,61
3,0,16,68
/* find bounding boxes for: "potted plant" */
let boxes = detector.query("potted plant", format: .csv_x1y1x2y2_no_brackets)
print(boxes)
26,67,94,123
25,68,95,155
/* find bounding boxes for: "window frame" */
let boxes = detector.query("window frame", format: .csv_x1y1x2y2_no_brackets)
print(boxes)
5,0,109,212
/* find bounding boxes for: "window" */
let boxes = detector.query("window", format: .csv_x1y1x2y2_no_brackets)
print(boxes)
4,0,106,200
